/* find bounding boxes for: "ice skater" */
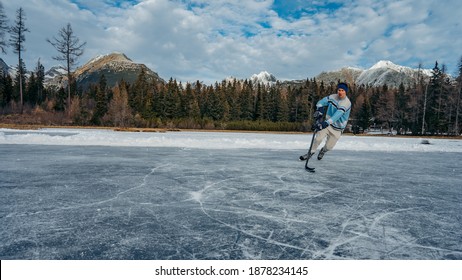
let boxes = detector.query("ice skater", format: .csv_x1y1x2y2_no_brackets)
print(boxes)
300,82,352,161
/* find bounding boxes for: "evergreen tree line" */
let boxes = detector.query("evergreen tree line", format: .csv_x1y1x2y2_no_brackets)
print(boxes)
1,58,462,135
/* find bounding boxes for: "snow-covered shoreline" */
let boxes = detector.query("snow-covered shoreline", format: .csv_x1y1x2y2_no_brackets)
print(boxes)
1,127,461,153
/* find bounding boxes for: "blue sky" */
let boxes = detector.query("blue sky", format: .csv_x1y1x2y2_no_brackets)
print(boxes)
1,0,462,84
272,0,344,19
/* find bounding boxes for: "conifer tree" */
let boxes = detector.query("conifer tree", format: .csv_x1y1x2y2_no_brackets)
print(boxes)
91,75,108,125
54,87,66,111
131,68,150,114
265,86,278,121
25,59,45,107
164,78,181,119
455,56,462,135
0,72,12,107
298,86,310,123
254,83,264,120
395,82,410,133
307,79,320,118
34,59,45,104
238,80,254,120
427,61,446,134
204,83,223,121
357,93,372,132
226,80,240,121
287,86,297,122
25,71,36,105
439,64,454,134
181,82,192,119
9,7,29,113
276,87,289,122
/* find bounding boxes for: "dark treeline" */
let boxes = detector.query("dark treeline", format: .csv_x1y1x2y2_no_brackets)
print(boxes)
1,59,462,135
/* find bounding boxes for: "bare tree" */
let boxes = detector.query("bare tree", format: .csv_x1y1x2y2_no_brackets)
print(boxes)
0,1,8,54
47,23,86,113
9,7,29,113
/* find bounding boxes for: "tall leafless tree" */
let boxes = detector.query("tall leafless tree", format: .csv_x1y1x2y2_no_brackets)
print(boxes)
9,7,29,113
47,23,86,113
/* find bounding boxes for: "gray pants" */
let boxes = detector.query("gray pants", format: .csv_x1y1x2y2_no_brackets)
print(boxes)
310,126,342,154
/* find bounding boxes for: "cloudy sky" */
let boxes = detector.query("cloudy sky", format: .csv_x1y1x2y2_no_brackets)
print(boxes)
1,0,461,84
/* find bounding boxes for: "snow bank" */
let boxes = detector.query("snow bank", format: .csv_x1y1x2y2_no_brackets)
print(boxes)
0,128,460,153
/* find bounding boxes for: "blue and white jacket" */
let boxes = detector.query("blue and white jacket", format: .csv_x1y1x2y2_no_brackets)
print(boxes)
317,94,351,131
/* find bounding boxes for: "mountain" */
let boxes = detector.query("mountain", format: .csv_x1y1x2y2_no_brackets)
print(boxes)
45,65,67,80
73,52,164,90
315,60,433,88
0,58,18,78
43,65,68,89
1,56,435,90
356,60,433,87
0,58,8,75
250,71,277,85
224,71,277,87
315,67,363,85
44,52,164,90
249,61,432,89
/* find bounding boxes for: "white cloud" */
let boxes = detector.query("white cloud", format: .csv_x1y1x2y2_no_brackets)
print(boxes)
1,0,461,84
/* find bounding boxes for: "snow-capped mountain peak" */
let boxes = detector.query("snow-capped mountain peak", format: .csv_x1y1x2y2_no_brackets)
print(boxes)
314,60,435,88
45,65,67,79
86,52,132,66
370,60,400,70
250,71,277,85
370,60,421,74
355,60,432,87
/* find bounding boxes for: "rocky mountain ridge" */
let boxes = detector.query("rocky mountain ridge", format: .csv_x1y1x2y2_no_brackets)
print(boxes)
55,53,164,90
314,60,433,88
222,61,434,88
1,55,435,90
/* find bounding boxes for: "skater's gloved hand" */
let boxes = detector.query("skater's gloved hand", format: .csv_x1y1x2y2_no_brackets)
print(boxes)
313,107,324,119
316,121,329,131
311,123,318,131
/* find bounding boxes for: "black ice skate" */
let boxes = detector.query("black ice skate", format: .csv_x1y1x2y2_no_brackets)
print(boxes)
299,152,315,161
317,147,327,160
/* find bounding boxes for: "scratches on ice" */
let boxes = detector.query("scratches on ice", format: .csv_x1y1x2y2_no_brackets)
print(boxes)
6,164,168,218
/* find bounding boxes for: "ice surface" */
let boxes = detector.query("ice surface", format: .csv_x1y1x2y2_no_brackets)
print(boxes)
0,129,461,260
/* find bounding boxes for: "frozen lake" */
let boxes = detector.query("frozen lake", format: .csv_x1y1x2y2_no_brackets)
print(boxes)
0,128,461,259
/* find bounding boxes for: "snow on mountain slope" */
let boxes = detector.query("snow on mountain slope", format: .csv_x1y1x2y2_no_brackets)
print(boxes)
315,60,434,88
356,60,430,87
250,71,277,85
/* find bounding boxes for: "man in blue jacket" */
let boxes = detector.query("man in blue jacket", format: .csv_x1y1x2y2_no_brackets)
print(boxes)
300,82,352,161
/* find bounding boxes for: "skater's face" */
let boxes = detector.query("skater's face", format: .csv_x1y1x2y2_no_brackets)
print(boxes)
337,88,346,99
